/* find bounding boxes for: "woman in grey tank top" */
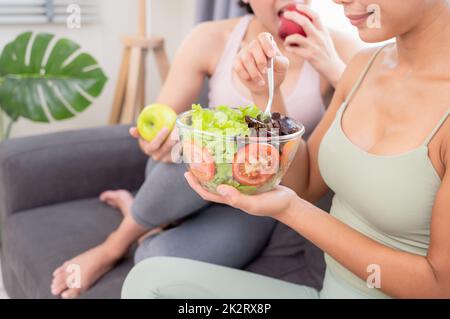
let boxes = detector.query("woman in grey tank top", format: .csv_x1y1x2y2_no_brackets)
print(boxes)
169,0,450,299
50,0,361,299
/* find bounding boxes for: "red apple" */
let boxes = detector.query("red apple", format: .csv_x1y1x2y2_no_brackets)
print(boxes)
278,5,313,40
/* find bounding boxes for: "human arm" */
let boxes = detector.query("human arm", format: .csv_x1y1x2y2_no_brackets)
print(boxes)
186,43,450,297
130,22,223,162
185,145,450,298
283,4,364,88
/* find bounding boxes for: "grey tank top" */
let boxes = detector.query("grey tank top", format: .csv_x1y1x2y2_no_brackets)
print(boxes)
318,45,450,298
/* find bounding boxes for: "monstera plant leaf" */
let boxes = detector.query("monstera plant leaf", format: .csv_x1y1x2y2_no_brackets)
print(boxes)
0,31,107,124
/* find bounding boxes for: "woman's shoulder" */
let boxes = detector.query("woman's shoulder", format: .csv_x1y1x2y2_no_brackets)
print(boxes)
189,17,243,47
348,46,385,66
336,45,386,97
327,28,365,63
184,17,245,73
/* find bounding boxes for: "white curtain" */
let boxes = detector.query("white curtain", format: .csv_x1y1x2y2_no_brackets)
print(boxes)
196,0,247,23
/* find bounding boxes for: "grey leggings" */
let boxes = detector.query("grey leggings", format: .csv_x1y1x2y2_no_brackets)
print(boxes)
131,159,276,267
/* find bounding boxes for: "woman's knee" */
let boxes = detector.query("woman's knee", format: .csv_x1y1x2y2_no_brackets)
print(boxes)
132,164,208,227
133,208,276,267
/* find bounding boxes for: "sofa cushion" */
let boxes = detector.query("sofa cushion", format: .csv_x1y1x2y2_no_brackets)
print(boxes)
2,192,331,298
2,197,134,299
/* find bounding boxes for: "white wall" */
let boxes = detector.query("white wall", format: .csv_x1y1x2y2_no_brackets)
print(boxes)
311,0,358,34
1,0,196,138
147,0,196,105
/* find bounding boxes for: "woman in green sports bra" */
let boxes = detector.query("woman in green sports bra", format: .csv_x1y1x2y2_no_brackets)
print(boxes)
122,0,450,299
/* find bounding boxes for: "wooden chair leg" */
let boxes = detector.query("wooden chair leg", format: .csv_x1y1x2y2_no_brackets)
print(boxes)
110,35,170,124
120,47,142,124
109,47,131,124
109,0,172,125
135,50,147,119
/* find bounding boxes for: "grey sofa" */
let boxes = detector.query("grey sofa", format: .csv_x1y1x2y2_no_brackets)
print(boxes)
0,125,326,299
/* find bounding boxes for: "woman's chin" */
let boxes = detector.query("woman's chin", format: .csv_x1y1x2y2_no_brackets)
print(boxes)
357,28,392,43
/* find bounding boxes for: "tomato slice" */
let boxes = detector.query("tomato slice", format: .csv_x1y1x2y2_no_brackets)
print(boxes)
232,143,280,187
183,141,215,183
280,140,298,172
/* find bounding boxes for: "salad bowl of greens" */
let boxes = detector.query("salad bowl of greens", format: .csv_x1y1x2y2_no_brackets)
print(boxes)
176,104,305,195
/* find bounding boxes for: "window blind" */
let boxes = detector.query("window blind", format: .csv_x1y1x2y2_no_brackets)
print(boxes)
0,0,98,24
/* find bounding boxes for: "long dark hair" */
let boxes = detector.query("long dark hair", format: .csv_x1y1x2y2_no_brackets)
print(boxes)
238,0,254,14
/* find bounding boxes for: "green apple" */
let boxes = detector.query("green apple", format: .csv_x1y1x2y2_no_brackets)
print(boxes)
137,104,177,142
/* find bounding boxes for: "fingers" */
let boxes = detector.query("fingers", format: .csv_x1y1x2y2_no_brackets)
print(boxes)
284,35,316,60
295,4,324,30
132,125,179,162
238,46,265,86
129,127,140,139
283,10,319,40
151,135,176,161
132,125,169,159
258,32,289,79
168,140,183,163
285,46,313,60
257,32,278,58
284,33,313,59
250,40,269,75
152,128,179,162
143,127,169,154
234,32,289,91
273,55,290,74
216,184,249,209
284,33,310,48
233,57,252,82
184,172,253,212
234,32,282,85
184,172,228,204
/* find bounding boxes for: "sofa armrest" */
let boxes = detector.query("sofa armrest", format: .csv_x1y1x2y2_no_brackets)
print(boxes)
0,125,147,223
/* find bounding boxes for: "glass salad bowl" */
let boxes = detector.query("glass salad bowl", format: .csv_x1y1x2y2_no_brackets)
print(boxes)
176,105,305,195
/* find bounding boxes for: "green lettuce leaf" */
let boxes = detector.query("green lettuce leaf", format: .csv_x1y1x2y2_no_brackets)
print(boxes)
184,104,264,194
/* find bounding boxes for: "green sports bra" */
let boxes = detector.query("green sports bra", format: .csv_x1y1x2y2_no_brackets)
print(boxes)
318,45,450,298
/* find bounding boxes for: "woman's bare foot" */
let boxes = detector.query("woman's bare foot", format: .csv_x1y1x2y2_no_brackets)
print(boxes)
51,233,127,299
99,190,134,217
